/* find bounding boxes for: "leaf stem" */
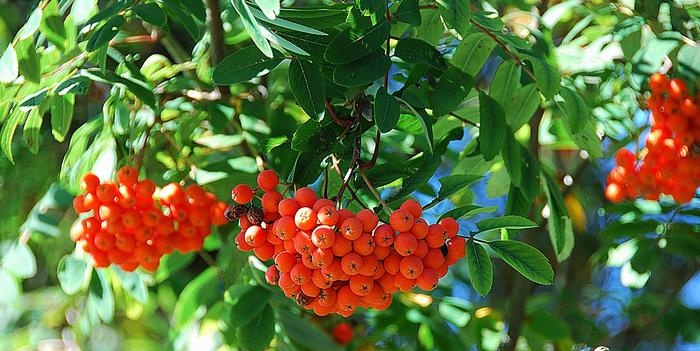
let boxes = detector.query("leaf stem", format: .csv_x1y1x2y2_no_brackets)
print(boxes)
468,19,537,81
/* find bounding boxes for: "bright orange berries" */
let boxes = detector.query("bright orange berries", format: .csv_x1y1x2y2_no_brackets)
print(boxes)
228,169,464,316
72,166,226,272
606,73,699,204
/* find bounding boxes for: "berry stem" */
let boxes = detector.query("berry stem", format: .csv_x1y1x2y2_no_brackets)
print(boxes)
358,129,381,169
133,120,156,170
359,168,391,215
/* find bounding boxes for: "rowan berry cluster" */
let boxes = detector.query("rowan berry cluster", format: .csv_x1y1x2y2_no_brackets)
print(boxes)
228,170,466,317
606,73,700,204
71,166,228,271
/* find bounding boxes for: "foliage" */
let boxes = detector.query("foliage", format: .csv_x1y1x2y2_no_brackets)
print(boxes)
0,0,698,350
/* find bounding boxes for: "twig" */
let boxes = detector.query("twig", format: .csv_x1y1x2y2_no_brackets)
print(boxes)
325,99,352,127
323,167,329,198
358,129,381,169
330,154,369,209
469,19,537,81
205,0,227,68
359,168,392,214
336,146,359,206
133,120,156,170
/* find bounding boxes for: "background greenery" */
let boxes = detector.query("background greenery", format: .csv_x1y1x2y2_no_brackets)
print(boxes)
0,0,699,350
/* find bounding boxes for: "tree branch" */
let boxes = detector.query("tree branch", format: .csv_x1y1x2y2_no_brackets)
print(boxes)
469,19,536,81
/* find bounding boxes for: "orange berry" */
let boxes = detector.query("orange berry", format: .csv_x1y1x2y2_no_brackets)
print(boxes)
668,78,688,100
416,268,438,291
360,255,379,276
339,217,363,240
114,233,136,252
383,253,401,275
294,207,318,231
423,248,445,269
254,242,276,260
410,218,429,239
426,224,447,248
340,252,363,276
389,209,414,232
278,198,299,217
374,224,395,247
399,198,423,218
349,275,374,296
294,187,318,208
332,323,353,345
336,286,360,312
311,225,335,249
95,183,117,203
274,216,296,240
446,237,466,260
312,198,335,212
93,231,115,251
400,256,424,279
378,273,397,293
80,173,101,193
300,281,320,297
394,273,415,292
116,166,139,187
394,232,418,256
312,269,333,289
649,72,668,93
290,262,312,285
321,259,344,281
231,184,254,204
261,191,283,213
414,239,429,259
317,288,337,307
275,251,297,272
330,235,352,256
265,265,280,285
356,209,379,231
605,183,626,203
244,225,267,247
235,231,253,251
439,217,459,238
373,244,390,260
352,232,376,256
161,183,185,205
311,248,334,268
317,205,340,226
293,231,314,255
257,170,279,191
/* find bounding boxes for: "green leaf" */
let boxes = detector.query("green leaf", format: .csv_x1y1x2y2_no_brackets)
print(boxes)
50,94,75,142
677,44,700,81
1,108,26,163
558,86,589,134
231,0,273,57
424,174,482,209
289,59,325,120
276,308,343,351
2,243,36,279
162,1,200,39
225,284,271,327
476,215,538,232
437,0,470,35
40,1,68,51
132,3,167,27
59,117,102,185
0,270,19,304
527,56,560,99
181,0,206,22
397,97,434,153
292,120,321,152
259,136,289,153
501,132,522,186
332,50,391,87
114,268,148,303
431,66,473,117
489,240,554,285
388,155,441,202
541,172,574,261
504,83,540,130
255,0,281,19
86,15,124,52
16,8,42,40
249,7,329,36
570,121,603,158
489,60,521,104
85,0,130,25
324,20,390,64
478,92,506,161
23,108,43,154
0,45,19,83
416,9,442,45
394,38,446,69
438,205,498,221
630,37,679,89
374,87,400,132
88,269,114,323
466,239,492,296
213,46,283,85
451,32,497,76
174,268,220,329
238,304,275,351
395,0,421,26
82,69,156,108
57,254,88,295
15,38,41,83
